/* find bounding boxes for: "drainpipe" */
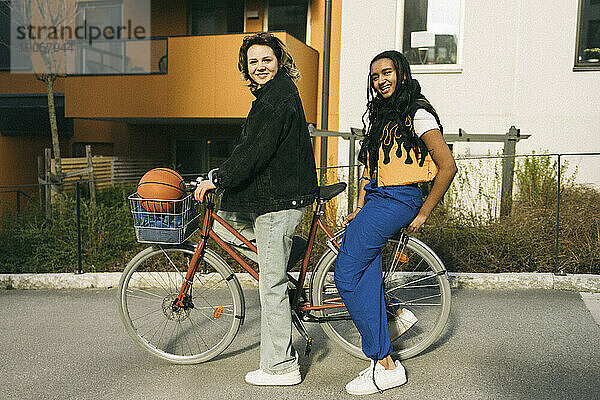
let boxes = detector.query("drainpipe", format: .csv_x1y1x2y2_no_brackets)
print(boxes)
319,0,332,184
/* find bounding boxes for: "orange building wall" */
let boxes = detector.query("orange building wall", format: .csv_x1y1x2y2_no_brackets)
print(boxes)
285,34,319,124
309,0,342,184
0,0,189,193
65,33,318,122
1,0,331,211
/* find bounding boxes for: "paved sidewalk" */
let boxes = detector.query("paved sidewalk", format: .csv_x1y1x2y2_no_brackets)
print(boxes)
1,288,599,400
581,292,600,325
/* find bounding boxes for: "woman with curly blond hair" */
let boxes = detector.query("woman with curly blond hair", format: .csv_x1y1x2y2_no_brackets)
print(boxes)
194,32,317,386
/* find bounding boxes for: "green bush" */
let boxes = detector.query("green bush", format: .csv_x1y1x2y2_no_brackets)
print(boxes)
0,184,144,273
415,153,599,274
0,154,598,275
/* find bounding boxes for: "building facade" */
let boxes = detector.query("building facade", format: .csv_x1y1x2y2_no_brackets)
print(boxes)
1,0,599,212
337,0,600,183
0,0,343,211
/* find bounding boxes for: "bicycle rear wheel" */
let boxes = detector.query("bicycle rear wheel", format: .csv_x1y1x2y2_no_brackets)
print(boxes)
311,235,451,360
119,242,244,364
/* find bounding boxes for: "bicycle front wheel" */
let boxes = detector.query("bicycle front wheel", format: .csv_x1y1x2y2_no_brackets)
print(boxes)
119,242,244,364
311,236,451,360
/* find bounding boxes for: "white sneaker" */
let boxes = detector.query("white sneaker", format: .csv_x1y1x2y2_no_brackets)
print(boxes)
388,308,418,342
345,360,407,395
244,368,302,386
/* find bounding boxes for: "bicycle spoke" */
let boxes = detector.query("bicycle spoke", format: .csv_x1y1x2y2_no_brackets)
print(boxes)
159,246,186,282
137,270,171,294
409,257,426,273
178,320,195,357
314,236,450,361
387,291,442,306
152,318,170,349
385,273,438,292
130,307,163,323
385,239,405,281
187,314,210,351
127,288,165,300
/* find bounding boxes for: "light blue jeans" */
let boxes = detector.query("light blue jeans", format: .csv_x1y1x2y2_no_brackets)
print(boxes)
214,208,304,374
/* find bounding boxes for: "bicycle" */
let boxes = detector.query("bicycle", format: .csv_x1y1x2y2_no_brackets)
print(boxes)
119,173,451,364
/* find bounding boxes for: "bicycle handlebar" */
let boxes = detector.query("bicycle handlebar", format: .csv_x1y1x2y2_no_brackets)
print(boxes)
189,168,219,190
189,169,219,204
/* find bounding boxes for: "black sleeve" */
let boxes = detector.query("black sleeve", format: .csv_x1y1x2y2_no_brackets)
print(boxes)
213,100,293,189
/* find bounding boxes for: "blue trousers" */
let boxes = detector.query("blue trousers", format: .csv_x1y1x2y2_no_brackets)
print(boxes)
334,182,422,360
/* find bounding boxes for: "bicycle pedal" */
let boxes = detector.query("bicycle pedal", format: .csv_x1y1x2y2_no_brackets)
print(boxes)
304,337,312,357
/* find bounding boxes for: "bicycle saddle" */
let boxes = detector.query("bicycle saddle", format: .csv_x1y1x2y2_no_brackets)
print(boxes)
318,182,347,201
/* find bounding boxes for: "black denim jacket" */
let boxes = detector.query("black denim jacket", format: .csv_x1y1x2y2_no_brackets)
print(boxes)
212,70,318,214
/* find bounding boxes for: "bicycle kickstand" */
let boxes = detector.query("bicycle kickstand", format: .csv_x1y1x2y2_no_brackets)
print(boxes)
291,310,313,357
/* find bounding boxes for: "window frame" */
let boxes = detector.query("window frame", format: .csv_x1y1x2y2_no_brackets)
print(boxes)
0,0,35,72
264,0,311,44
395,0,465,74
574,0,600,71
75,0,125,74
0,0,10,71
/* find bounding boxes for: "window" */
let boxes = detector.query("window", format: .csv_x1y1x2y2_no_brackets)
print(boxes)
0,1,9,70
0,94,73,137
400,0,461,68
175,137,236,175
0,1,30,71
268,0,309,43
75,1,124,74
190,0,244,35
575,0,600,69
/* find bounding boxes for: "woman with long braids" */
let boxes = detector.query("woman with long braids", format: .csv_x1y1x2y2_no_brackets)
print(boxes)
335,50,457,395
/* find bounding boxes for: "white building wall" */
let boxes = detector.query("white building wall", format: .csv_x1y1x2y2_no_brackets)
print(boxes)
335,0,399,221
338,0,600,186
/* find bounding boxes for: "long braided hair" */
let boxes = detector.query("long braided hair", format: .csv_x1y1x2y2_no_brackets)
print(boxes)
358,50,441,176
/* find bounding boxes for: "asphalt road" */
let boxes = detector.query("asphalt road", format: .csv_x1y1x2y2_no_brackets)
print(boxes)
1,288,599,400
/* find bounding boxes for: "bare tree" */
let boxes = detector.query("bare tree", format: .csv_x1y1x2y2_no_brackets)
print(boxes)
2,0,79,187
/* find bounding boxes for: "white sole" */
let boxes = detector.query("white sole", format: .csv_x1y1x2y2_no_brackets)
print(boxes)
346,377,407,395
245,372,302,386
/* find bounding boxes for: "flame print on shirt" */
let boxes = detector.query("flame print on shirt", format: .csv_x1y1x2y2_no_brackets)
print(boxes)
379,118,422,166
376,118,437,186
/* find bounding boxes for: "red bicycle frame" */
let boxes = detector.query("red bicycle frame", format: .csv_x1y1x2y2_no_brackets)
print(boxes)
172,193,341,313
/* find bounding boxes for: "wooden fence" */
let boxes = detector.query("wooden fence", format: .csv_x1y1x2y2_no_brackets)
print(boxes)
40,144,165,219
52,157,165,188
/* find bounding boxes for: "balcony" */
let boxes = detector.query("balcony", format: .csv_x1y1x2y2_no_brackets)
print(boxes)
64,32,319,123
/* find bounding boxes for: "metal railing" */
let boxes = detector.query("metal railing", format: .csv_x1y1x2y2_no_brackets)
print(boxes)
66,37,168,76
0,189,34,216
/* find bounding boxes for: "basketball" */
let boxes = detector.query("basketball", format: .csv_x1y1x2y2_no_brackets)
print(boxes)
137,168,186,213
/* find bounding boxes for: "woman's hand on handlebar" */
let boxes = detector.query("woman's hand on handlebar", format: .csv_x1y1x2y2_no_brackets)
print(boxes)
194,180,216,202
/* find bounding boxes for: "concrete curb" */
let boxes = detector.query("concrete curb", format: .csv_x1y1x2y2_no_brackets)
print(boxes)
1,272,599,292
448,272,600,292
